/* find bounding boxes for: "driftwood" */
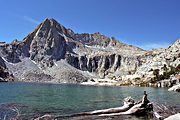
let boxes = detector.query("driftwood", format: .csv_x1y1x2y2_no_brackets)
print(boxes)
55,92,153,119
99,102,153,117
55,96,135,118
95,91,153,116
22,90,180,120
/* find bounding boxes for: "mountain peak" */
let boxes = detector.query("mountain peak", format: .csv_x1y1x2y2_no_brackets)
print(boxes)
37,18,75,39
40,18,59,29
42,18,58,25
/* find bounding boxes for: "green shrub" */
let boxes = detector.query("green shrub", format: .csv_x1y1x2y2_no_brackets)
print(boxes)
153,69,160,81
153,65,180,81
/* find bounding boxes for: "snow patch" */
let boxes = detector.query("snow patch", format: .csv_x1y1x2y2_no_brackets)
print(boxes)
35,29,40,37
54,62,58,67
58,32,69,42
85,45,104,49
85,45,114,52
1,57,15,65
29,58,43,70
29,58,37,65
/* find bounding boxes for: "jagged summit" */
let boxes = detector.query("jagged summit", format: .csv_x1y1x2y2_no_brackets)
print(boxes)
41,18,62,27
0,18,146,66
34,18,74,38
32,18,143,50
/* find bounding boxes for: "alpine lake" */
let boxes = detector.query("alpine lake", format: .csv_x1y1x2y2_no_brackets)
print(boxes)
0,82,180,120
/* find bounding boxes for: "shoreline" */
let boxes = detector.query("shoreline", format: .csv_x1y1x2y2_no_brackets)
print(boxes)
2,77,179,92
0,79,168,89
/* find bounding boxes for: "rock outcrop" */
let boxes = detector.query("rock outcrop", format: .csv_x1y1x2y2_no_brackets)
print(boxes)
168,84,180,92
137,40,180,75
0,56,13,82
0,56,6,68
125,39,180,86
65,53,140,78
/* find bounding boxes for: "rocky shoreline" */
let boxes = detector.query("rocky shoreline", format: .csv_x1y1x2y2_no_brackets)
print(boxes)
80,73,180,92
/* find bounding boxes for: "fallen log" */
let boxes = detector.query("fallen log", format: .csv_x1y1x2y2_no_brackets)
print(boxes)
34,91,180,120
37,91,154,119
55,96,135,118
99,102,153,117
82,96,135,115
71,91,152,117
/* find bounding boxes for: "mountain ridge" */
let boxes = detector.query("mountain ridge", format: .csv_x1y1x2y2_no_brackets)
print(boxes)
0,18,179,85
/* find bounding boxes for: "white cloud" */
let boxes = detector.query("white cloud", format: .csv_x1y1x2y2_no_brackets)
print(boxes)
138,43,170,50
23,16,40,25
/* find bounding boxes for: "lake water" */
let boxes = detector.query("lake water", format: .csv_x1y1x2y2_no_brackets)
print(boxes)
0,82,180,120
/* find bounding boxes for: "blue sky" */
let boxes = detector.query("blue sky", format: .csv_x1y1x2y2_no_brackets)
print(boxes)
0,0,180,50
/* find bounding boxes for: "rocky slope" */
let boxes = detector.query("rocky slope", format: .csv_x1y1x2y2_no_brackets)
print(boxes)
0,18,179,84
117,39,180,87
136,39,180,76
0,56,13,82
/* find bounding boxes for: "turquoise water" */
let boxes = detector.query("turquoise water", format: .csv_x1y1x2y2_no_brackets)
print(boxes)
0,82,180,119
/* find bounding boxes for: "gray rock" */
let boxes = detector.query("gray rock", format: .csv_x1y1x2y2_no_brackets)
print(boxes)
164,113,180,120
0,56,14,81
0,56,6,68
168,84,180,92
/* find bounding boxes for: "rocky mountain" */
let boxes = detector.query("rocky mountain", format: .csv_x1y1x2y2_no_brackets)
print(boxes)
136,40,179,77
0,18,179,85
119,39,180,87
